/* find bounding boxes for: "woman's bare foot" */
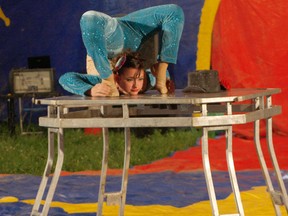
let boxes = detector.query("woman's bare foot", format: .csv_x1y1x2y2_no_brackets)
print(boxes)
101,80,119,96
152,62,169,94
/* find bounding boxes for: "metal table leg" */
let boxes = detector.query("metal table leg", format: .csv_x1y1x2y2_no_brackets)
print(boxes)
266,117,288,213
119,127,131,215
97,127,109,216
30,128,64,216
97,104,132,216
202,126,219,215
253,96,282,215
202,126,244,216
7,95,16,136
254,95,288,215
31,128,55,216
266,96,288,213
201,102,244,216
225,125,244,216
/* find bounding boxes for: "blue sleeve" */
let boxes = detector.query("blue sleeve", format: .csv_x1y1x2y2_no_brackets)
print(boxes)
59,72,102,96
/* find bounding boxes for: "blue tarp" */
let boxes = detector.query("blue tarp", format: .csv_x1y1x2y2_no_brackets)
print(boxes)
1,171,286,215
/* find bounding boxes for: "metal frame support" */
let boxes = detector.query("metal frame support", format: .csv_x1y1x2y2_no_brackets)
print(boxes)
97,104,132,216
254,96,288,215
30,127,64,216
201,102,244,216
31,104,64,216
30,89,285,216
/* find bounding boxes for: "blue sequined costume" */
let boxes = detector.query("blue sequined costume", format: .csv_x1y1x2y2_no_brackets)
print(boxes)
59,4,184,96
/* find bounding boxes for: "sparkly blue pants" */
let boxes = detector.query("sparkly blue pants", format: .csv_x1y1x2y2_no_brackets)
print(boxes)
80,4,184,78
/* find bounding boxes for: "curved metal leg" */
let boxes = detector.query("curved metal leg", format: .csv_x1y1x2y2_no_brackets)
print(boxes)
97,127,109,216
203,126,244,216
267,116,288,213
225,126,244,216
254,119,282,215
31,128,55,216
253,96,288,215
96,127,131,216
41,128,64,216
202,127,219,216
119,127,131,216
97,105,132,216
30,128,64,216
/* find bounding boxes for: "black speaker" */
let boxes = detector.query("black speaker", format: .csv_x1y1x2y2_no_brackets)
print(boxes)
27,56,51,69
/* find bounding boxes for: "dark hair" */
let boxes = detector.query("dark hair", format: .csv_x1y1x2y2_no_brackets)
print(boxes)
112,50,145,75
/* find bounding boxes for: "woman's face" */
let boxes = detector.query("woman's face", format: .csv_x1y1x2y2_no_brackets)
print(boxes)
116,68,145,95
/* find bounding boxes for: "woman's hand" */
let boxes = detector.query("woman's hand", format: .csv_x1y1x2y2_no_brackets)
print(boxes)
90,83,113,96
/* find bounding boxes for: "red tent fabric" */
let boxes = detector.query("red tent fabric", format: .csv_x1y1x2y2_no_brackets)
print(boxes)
212,0,288,136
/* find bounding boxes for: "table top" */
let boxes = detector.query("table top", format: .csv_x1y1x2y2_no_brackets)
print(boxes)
35,88,280,106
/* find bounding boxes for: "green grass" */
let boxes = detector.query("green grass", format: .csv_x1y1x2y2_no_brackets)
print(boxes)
0,123,202,175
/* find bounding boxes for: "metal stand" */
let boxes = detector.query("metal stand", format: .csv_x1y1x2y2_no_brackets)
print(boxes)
7,95,16,136
30,89,287,216
0,94,16,136
253,96,288,216
97,104,131,216
18,95,48,135
97,127,131,216
31,127,64,216
202,125,244,216
201,101,244,216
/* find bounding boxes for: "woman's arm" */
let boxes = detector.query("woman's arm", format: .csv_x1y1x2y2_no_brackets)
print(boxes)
59,72,102,96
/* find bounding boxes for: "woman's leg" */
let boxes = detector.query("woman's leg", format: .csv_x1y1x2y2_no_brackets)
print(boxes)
120,4,184,93
80,11,121,96
120,4,184,64
151,62,169,94
80,11,112,78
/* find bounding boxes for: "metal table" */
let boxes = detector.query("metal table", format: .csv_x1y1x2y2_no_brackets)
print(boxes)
30,88,288,216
